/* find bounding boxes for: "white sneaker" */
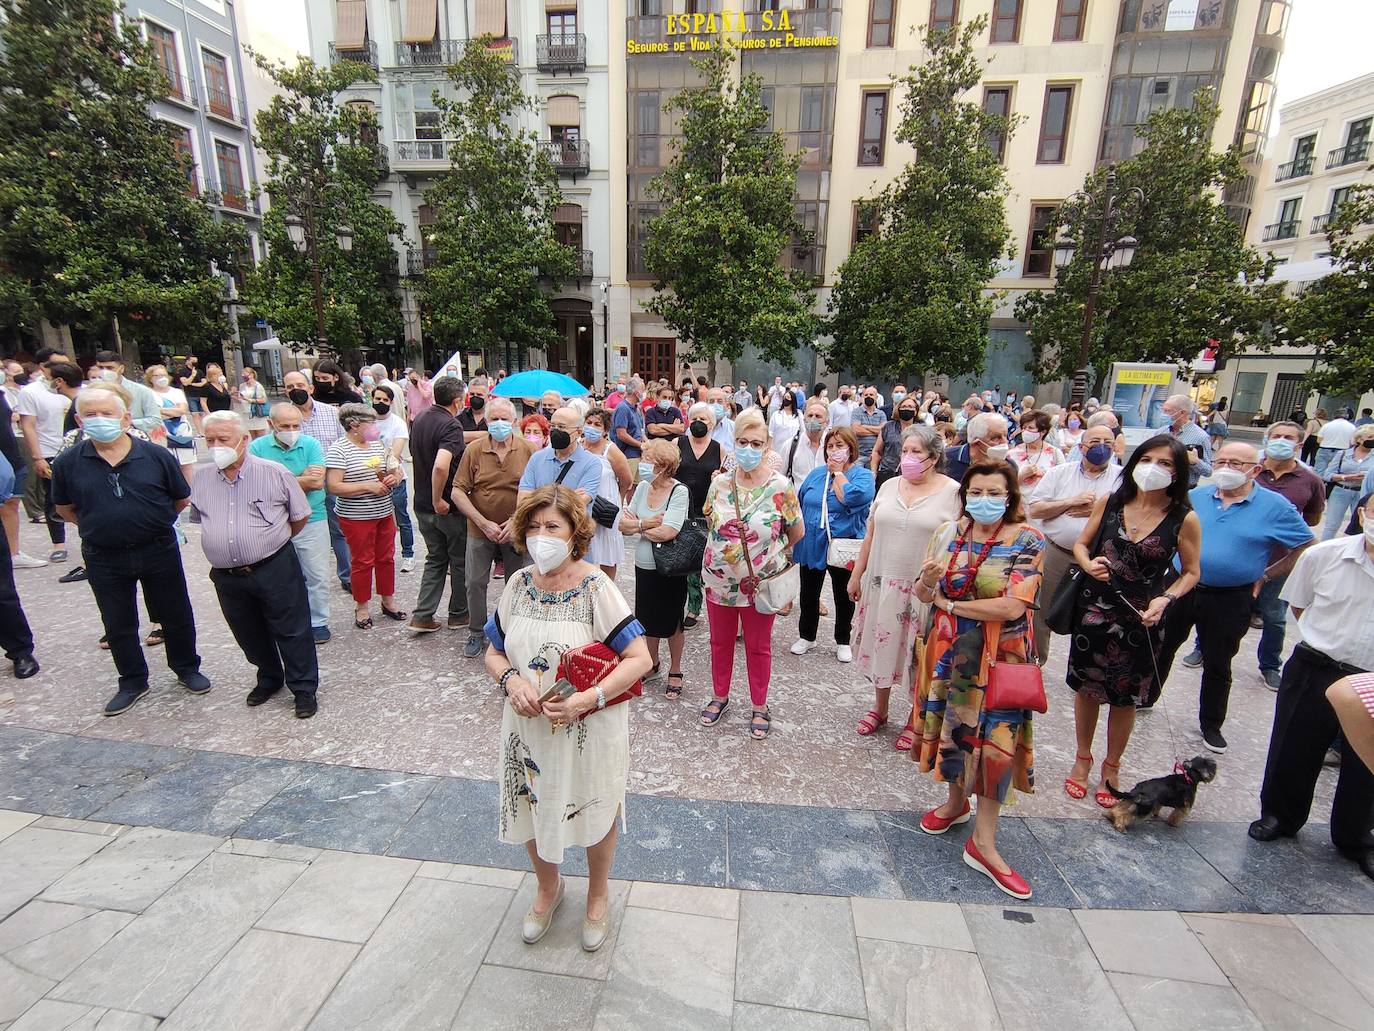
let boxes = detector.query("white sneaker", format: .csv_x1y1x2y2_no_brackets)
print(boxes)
401,556,414,573
11,553,47,569
836,645,853,663
790,638,814,656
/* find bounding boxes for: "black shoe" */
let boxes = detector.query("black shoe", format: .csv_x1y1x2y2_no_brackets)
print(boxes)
103,687,148,716
294,692,318,719
246,684,282,706
13,655,39,679
339,579,352,594
1202,727,1227,753
57,565,88,583
1248,815,1294,842
178,671,212,694
1339,847,1374,880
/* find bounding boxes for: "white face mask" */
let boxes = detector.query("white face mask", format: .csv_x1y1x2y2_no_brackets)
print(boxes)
1212,468,1249,491
275,430,300,448
985,443,1010,462
1363,517,1374,546
209,444,240,470
1132,462,1173,493
526,533,571,575
153,376,170,389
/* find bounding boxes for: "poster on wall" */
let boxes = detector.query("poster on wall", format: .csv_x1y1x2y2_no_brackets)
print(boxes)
1107,363,1178,446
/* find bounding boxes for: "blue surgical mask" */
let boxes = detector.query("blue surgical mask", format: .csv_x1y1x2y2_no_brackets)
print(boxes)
954,412,968,431
1265,438,1296,461
1084,442,1113,466
966,496,1007,526
657,399,673,411
892,392,905,404
734,445,763,471
712,404,726,421
83,416,124,443
638,461,656,481
487,419,512,442
582,424,603,444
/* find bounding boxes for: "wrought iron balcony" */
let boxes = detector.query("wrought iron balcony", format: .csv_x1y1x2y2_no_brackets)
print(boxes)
395,39,463,67
1311,213,1333,234
1261,220,1300,242
1274,156,1313,181
330,40,379,70
536,34,586,73
394,139,453,164
162,73,197,107
573,247,593,277
406,249,425,276
203,85,248,127
1327,140,1370,169
372,142,389,173
540,139,589,178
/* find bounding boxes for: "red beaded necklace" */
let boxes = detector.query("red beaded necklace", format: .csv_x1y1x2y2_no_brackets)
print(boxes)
940,518,1004,600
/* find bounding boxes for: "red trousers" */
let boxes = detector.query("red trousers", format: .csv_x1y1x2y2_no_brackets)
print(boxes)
338,514,396,604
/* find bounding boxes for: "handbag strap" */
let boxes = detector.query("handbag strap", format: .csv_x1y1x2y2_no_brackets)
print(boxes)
731,472,757,574
820,471,832,542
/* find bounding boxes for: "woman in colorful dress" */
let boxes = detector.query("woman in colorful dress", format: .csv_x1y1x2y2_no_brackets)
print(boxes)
914,461,1045,900
700,407,803,740
1008,409,1061,492
849,424,960,749
483,485,652,952
1064,434,1200,807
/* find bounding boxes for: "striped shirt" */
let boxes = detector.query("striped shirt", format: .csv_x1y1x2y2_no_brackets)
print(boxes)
326,438,396,520
1170,420,1213,487
189,454,311,568
300,399,343,450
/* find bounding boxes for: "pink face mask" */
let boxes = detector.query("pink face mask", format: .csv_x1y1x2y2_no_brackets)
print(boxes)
899,454,928,481
360,424,382,442
525,433,545,447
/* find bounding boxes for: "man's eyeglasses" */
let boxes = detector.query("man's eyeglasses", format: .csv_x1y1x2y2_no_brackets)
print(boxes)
108,472,123,499
1212,459,1256,471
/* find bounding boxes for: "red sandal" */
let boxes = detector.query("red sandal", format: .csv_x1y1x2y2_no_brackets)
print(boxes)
1064,753,1092,800
1095,759,1121,810
894,721,917,752
856,710,887,736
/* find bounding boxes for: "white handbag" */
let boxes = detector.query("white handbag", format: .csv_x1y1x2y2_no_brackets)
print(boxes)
731,473,800,615
822,472,864,571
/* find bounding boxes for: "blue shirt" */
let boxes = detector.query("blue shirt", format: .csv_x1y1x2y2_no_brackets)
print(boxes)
1188,483,1314,587
249,433,327,523
50,437,190,548
793,464,875,570
518,444,604,498
1170,421,1213,486
610,402,644,459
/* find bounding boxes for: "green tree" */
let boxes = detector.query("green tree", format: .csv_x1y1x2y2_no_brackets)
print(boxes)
825,17,1015,383
1285,184,1374,395
644,43,817,369
1015,93,1283,394
421,38,574,368
0,0,243,357
244,54,405,367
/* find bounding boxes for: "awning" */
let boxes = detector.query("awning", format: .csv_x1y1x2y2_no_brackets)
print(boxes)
545,0,577,11
473,0,506,37
252,336,284,351
547,94,580,127
554,202,582,223
335,0,367,49
401,0,438,43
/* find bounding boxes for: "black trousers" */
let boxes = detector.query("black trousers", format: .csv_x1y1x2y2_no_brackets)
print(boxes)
84,535,200,692
36,460,65,545
799,563,854,645
0,542,34,661
1155,583,1252,732
210,545,318,697
1260,644,1374,851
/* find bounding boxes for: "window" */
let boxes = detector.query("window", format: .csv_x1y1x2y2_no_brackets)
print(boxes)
990,0,1020,42
171,125,196,194
1054,0,1084,41
202,49,232,118
639,0,660,13
800,85,825,156
929,0,956,31
1330,185,1352,214
214,140,245,208
146,23,182,97
547,11,577,40
418,204,437,266
1024,204,1057,277
554,203,583,250
982,86,1011,163
1277,197,1300,227
867,0,895,47
1037,85,1074,163
634,90,660,167
1291,133,1315,175
858,90,888,166
1347,116,1372,149
852,203,878,246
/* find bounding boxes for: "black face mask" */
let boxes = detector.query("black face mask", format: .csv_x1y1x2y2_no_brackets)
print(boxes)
549,428,571,450
470,395,485,411
898,409,915,422
374,403,391,417
287,388,310,406
864,397,876,407
690,420,709,438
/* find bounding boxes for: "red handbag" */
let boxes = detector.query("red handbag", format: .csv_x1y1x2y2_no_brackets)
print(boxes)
981,621,1047,713
556,641,642,720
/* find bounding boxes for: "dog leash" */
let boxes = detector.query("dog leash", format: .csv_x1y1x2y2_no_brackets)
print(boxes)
1109,575,1188,769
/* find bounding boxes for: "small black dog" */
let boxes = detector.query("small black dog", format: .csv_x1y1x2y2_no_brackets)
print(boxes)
1106,756,1218,832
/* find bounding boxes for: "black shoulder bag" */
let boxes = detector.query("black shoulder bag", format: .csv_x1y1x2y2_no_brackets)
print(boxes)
1043,508,1109,636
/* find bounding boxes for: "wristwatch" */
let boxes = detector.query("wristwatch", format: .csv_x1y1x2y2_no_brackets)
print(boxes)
1163,591,1177,606
595,686,607,710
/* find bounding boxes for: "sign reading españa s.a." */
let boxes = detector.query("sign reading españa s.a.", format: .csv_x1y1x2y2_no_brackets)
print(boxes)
627,9,839,55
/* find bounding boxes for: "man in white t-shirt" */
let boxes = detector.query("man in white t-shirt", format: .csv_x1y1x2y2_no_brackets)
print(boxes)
16,350,73,562
1314,411,1357,479
767,376,788,416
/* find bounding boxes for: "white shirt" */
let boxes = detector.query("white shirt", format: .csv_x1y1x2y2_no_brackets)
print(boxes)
376,412,409,450
711,416,735,450
15,380,70,456
1281,534,1374,671
380,379,407,422
786,431,825,488
769,409,801,458
1318,418,1356,450
1027,459,1124,549
828,398,853,428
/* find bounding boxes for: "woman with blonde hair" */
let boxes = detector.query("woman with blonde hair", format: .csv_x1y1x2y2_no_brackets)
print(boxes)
144,364,196,484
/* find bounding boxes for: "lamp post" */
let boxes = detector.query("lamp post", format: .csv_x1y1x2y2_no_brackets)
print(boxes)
283,210,353,353
1052,165,1144,407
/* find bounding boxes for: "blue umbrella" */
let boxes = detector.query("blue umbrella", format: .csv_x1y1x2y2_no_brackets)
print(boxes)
491,370,589,399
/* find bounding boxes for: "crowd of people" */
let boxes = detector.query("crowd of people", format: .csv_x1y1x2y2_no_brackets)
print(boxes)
1,354,1372,929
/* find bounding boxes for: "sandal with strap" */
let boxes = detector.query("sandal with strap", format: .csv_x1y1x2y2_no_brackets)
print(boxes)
1065,753,1093,800
894,723,917,752
749,709,771,741
700,697,728,726
856,709,888,736
1095,759,1121,810
665,672,685,699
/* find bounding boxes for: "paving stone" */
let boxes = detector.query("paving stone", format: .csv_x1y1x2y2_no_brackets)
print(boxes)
850,897,974,952
595,906,736,1030
1025,817,1249,911
383,776,533,870
730,1003,868,1030
1073,909,1228,986
858,938,998,1031
89,753,301,836
1185,913,1374,1030
451,966,601,1031
0,735,190,820
0,902,99,954
40,826,222,912
159,928,357,1031
727,803,901,898
735,891,866,1019
610,795,728,887
307,877,512,1031
0,955,54,1024
51,852,306,1017
5,909,133,981
256,850,419,943
628,881,740,921
217,837,322,863
485,876,630,981
8,1000,160,1030
1107,972,1262,1031
0,829,113,921
1291,914,1374,1007
413,861,526,889
30,818,124,838
0,810,38,843
235,765,437,854
963,905,1134,1031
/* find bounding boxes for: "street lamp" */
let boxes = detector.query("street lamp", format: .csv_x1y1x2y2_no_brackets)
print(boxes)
1053,165,1145,406
283,204,355,350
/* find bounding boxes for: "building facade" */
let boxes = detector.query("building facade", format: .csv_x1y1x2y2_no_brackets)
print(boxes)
304,0,612,380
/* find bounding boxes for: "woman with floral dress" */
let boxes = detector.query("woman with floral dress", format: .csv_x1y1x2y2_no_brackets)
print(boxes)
849,424,960,749
914,461,1045,900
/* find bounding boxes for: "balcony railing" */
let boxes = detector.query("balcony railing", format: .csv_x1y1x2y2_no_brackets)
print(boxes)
218,191,260,215
1311,213,1333,234
203,85,248,127
536,34,586,73
1327,140,1370,169
394,139,453,163
370,142,389,173
395,39,462,67
540,138,589,178
1261,220,1300,242
163,73,197,107
330,40,379,70
572,248,593,277
406,249,425,276
1274,156,1313,181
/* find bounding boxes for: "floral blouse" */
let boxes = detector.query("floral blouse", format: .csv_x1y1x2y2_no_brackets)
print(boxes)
701,471,802,608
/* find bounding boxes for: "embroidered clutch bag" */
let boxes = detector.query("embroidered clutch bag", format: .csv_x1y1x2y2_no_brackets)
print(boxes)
556,641,642,720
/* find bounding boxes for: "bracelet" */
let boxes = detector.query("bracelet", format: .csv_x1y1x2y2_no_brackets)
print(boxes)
1163,591,1177,605
497,667,519,696
595,686,606,710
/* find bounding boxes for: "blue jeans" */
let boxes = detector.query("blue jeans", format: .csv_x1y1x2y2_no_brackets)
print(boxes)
324,494,351,582
1255,573,1289,674
1313,447,1341,479
1323,485,1361,540
290,519,332,630
391,481,415,558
